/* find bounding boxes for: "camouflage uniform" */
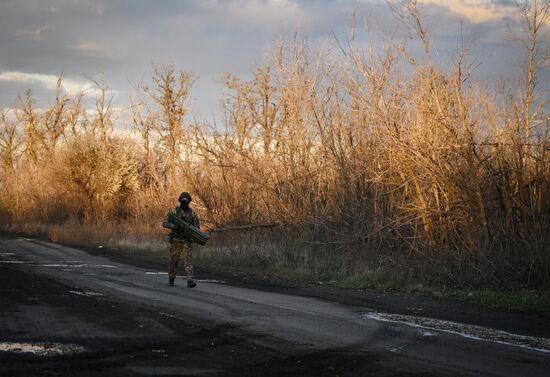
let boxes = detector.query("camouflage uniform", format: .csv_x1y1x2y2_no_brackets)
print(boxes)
163,205,200,284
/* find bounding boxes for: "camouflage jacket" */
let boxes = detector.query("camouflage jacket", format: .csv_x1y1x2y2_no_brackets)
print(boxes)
163,206,200,243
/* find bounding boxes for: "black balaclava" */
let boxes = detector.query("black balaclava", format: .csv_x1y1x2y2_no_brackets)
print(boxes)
178,192,192,210
180,199,190,210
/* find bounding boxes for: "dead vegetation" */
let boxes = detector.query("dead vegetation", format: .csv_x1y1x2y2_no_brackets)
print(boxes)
1,1,549,290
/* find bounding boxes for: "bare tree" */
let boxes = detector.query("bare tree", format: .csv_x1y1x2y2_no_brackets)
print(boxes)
517,0,549,142
0,110,20,176
91,78,114,141
16,90,43,164
142,64,195,187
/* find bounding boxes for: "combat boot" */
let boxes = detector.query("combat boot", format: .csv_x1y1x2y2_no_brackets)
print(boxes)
187,280,196,288
169,277,175,286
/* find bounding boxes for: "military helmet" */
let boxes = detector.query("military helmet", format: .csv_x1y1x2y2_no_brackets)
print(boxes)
178,191,192,203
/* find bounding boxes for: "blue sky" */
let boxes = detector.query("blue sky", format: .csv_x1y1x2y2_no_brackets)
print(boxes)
0,0,538,122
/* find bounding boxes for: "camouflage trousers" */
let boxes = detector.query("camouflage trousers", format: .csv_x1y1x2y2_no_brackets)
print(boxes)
168,241,194,281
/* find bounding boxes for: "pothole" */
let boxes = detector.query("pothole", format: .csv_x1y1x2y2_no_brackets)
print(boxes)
364,312,550,354
0,342,87,356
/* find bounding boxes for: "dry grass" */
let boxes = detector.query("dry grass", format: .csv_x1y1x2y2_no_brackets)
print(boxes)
49,221,168,254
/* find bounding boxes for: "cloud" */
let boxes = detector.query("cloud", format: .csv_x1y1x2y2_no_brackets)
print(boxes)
423,0,518,23
67,41,104,57
0,70,101,96
225,0,310,27
0,0,536,120
13,25,48,41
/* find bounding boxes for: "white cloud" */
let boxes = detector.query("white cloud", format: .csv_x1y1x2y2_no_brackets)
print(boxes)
67,41,105,57
69,41,102,53
84,106,126,116
0,71,101,96
423,0,518,23
200,0,312,30
13,25,48,41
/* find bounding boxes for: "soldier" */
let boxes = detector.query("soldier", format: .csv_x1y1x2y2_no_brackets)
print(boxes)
163,191,200,288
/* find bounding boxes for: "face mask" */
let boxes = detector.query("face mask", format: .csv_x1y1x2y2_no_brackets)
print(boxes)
180,201,190,210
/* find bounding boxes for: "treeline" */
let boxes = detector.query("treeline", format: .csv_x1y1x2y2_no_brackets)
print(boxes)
1,1,549,289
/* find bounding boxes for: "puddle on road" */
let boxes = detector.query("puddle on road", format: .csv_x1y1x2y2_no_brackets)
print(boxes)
418,329,437,337
364,312,550,354
39,263,117,268
82,264,117,268
69,290,103,297
0,342,86,356
40,264,86,268
0,260,117,269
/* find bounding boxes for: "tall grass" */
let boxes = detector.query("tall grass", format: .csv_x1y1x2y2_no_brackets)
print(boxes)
1,1,548,290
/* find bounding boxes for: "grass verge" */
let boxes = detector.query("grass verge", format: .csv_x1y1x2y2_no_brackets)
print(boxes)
432,289,550,314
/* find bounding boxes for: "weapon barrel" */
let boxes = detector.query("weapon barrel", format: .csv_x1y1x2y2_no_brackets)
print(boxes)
169,213,210,245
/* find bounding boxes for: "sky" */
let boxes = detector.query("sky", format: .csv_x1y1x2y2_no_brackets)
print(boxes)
0,0,539,123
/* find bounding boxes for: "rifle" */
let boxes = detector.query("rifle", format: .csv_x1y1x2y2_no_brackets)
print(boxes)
168,213,210,245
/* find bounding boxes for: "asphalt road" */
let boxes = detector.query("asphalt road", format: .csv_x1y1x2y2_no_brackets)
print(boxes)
1,234,549,376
